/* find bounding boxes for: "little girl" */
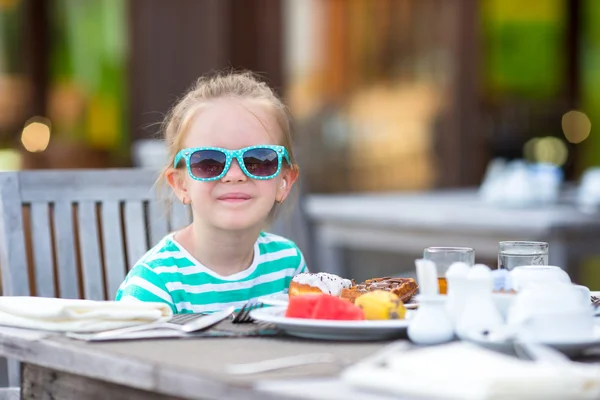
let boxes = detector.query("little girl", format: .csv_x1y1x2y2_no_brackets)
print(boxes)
116,71,308,313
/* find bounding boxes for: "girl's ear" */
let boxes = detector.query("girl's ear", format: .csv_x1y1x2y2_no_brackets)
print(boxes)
166,167,189,204
276,166,299,203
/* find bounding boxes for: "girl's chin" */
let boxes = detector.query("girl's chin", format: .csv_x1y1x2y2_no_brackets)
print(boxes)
215,221,262,232
211,213,268,231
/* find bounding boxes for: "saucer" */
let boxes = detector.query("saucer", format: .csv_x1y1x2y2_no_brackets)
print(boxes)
462,324,600,357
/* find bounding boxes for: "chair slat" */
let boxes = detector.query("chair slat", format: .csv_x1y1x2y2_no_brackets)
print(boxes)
170,201,191,231
77,201,105,300
0,173,30,296
19,169,157,202
30,203,55,298
100,201,126,299
123,201,148,268
6,359,19,388
148,200,169,247
53,201,79,299
22,187,153,203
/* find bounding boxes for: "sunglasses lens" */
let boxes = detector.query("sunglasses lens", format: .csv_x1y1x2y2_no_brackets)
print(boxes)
189,150,226,179
243,148,279,177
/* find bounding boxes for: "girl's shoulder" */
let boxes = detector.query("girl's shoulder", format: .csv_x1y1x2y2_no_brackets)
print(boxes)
132,233,191,270
256,231,305,266
257,231,299,251
257,232,306,272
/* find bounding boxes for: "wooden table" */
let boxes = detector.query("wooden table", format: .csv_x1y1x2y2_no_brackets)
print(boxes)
305,189,600,280
0,324,402,400
1,321,600,400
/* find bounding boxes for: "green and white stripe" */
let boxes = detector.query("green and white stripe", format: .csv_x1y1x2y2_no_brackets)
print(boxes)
116,232,307,314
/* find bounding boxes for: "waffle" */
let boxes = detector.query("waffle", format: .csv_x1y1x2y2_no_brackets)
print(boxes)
340,277,419,303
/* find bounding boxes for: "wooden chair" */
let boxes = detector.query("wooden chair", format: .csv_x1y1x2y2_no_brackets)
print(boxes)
0,168,311,391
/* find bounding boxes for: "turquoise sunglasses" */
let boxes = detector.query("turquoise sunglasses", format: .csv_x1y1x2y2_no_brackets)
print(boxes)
174,145,291,181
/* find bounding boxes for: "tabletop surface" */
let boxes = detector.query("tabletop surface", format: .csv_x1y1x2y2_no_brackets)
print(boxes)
0,322,395,400
305,189,600,235
2,320,600,400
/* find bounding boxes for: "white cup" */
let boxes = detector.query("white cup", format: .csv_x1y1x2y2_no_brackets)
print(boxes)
507,283,594,341
509,265,571,291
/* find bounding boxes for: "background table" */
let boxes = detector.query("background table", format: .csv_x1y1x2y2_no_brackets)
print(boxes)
305,189,600,281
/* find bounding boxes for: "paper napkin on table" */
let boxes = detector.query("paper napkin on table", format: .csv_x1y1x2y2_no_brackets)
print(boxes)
341,342,600,400
0,296,172,333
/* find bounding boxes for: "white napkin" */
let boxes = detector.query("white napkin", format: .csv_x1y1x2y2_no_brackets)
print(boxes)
342,342,600,400
0,297,172,333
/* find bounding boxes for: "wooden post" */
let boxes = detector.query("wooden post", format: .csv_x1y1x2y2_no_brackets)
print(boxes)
436,0,484,188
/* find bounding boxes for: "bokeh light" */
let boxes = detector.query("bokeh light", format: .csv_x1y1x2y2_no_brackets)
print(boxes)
532,136,569,166
523,137,539,162
21,117,51,153
561,110,591,144
0,149,22,171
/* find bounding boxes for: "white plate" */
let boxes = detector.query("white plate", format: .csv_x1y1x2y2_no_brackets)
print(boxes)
462,325,600,357
249,306,410,341
257,293,419,309
257,293,289,307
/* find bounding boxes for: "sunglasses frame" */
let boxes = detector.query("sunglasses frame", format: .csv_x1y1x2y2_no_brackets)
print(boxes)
174,145,291,182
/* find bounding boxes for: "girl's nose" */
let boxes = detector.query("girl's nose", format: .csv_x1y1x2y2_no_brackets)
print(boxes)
221,159,247,183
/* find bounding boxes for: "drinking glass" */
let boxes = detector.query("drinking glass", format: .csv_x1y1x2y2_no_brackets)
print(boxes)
498,241,549,271
423,247,475,294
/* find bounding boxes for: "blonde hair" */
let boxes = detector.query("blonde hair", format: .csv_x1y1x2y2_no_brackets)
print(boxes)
157,70,299,213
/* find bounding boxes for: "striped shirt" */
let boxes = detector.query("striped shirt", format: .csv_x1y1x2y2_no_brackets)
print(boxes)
115,231,307,314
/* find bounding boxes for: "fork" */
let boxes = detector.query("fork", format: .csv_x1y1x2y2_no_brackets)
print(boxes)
232,299,263,324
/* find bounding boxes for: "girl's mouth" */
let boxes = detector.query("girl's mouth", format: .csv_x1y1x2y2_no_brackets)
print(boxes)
217,193,252,202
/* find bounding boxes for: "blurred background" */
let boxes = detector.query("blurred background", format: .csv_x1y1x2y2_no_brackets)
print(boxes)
1,0,599,281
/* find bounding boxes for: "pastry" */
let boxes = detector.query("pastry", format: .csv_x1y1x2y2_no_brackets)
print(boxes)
289,272,353,297
340,277,418,304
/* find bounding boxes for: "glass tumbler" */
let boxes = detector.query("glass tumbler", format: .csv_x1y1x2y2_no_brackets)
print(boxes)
497,241,549,271
423,247,475,294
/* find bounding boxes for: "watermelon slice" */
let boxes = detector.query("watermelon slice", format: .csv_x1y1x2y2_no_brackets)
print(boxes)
285,294,320,318
286,294,364,321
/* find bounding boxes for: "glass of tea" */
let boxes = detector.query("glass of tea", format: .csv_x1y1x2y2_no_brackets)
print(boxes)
498,241,549,271
423,247,475,294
